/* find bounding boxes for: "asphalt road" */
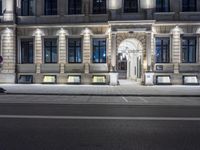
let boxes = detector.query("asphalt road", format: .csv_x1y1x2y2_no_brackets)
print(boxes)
0,95,200,150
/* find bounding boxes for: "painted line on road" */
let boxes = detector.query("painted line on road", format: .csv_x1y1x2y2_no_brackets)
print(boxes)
138,97,148,103
0,115,200,121
122,97,128,102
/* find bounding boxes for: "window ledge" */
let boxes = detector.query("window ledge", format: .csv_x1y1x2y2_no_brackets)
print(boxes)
154,12,175,15
89,14,108,17
64,14,85,17
180,12,200,14
40,15,60,17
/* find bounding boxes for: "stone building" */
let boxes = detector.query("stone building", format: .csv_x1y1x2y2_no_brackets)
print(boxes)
0,0,200,85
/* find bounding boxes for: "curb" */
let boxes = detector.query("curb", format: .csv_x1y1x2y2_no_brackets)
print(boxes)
2,92,200,97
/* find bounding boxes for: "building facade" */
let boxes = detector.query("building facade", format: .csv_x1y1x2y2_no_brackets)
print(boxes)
0,0,200,85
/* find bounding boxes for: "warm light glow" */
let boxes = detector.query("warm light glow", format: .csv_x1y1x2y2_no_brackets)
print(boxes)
140,0,156,9
56,28,69,36
68,76,81,83
81,28,93,35
43,76,56,83
33,28,45,36
109,0,122,9
92,76,106,83
143,59,147,70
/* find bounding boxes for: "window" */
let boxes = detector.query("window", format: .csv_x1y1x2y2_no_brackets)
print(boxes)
21,39,34,64
156,0,170,12
182,37,196,63
18,75,33,84
43,75,56,84
124,0,138,13
68,38,82,63
182,0,197,12
93,0,106,14
21,0,35,16
156,37,170,63
68,0,82,14
93,39,106,63
0,0,2,15
45,0,57,15
44,39,57,63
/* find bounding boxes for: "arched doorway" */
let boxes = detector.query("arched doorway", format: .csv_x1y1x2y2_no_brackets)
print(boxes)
117,38,143,82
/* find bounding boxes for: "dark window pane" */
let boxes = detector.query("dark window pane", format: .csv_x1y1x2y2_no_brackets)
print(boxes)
21,0,34,16
155,37,170,63
93,0,106,14
44,39,57,63
0,0,2,15
124,0,138,13
45,0,57,15
182,0,197,12
93,39,106,63
21,39,34,64
182,37,196,63
68,38,82,63
156,0,170,12
68,0,82,14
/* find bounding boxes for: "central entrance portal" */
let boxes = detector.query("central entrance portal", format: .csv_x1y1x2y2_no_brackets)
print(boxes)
117,38,143,81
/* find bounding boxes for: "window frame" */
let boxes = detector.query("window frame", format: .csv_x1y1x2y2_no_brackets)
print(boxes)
0,0,2,16
181,37,197,63
155,37,170,63
156,0,170,12
44,0,57,15
21,39,34,64
182,0,197,12
92,38,107,64
68,0,82,15
21,0,35,16
44,38,58,64
123,0,138,13
93,0,107,14
68,38,82,63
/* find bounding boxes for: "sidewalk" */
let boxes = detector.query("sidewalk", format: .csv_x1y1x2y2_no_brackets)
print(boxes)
0,80,200,96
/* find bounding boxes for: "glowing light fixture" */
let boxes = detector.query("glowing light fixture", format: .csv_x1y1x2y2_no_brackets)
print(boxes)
33,28,45,36
109,0,122,10
81,28,93,35
140,0,156,9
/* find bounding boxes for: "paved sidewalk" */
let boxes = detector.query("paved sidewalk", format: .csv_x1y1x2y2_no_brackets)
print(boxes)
0,81,200,96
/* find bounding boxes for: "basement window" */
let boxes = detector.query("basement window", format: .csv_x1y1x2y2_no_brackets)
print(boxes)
43,75,56,84
156,76,171,85
183,76,199,85
92,76,106,84
18,75,33,84
67,75,81,84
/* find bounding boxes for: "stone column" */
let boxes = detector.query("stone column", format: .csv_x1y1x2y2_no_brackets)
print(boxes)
33,29,44,75
3,0,14,22
146,32,152,71
171,26,182,74
0,28,16,83
57,29,68,74
82,28,93,74
111,32,117,71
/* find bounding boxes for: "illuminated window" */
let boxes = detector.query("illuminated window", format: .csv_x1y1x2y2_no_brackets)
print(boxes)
93,39,106,63
93,0,106,14
156,37,170,63
182,0,197,12
18,75,33,84
67,76,81,84
45,0,57,15
92,76,106,84
44,39,58,63
68,38,82,63
43,75,56,83
21,0,35,16
156,0,170,12
68,0,82,14
124,0,138,13
156,76,171,85
183,76,199,85
21,39,34,64
182,37,196,63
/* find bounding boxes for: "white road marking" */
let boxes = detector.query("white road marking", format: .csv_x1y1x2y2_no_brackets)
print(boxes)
138,97,148,103
122,97,128,102
0,115,200,121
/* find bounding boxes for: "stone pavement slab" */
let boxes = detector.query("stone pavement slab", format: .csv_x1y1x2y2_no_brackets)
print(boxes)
0,84,200,96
